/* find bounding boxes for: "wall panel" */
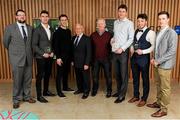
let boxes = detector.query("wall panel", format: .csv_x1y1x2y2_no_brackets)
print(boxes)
0,0,179,81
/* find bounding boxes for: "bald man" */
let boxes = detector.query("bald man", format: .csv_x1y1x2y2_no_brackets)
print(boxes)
90,19,112,98
72,24,91,99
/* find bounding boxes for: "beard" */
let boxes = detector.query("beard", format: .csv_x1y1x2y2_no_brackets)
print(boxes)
17,19,26,23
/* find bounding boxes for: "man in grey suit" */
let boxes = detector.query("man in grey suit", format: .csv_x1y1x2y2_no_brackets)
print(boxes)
32,10,55,103
147,11,178,117
3,9,36,109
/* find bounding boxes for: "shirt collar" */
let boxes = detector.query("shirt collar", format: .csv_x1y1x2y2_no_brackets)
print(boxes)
119,17,128,22
41,23,50,29
160,25,169,32
139,26,147,32
17,22,26,27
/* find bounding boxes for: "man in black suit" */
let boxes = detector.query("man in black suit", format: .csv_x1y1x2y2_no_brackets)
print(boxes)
73,24,91,99
53,14,74,97
32,10,55,103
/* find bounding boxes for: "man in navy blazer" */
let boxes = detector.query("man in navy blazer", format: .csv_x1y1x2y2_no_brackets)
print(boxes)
72,24,91,99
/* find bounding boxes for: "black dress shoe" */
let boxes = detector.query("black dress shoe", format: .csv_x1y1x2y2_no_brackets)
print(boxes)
13,103,20,109
37,96,48,103
23,98,36,103
112,92,119,97
106,92,111,98
114,97,125,103
91,91,97,97
82,93,89,99
58,92,66,97
63,88,74,91
74,90,83,95
43,91,56,96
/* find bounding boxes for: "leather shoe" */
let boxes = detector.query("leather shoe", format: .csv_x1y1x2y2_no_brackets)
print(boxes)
137,100,146,107
106,92,111,98
37,96,48,103
63,88,74,91
23,98,36,103
147,102,160,108
74,90,83,95
43,91,56,96
82,93,89,99
112,92,119,97
91,91,97,97
151,109,167,117
58,92,66,97
114,97,125,103
13,103,20,109
128,97,139,103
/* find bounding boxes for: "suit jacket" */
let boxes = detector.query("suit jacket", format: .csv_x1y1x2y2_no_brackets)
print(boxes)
3,23,33,66
32,24,54,59
155,28,178,69
73,34,91,68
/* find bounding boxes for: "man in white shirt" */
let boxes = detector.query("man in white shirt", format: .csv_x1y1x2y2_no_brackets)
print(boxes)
111,4,134,103
32,10,55,103
128,14,155,107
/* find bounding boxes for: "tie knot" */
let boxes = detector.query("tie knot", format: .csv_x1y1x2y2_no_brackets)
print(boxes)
138,29,143,32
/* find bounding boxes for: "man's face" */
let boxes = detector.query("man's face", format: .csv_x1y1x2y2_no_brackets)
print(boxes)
158,14,169,28
97,19,106,32
118,8,127,19
40,13,49,24
75,24,83,36
137,18,147,29
16,11,26,23
60,16,68,27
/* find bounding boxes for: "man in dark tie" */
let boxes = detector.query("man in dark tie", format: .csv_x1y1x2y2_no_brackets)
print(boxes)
32,10,55,103
3,9,36,109
128,14,155,107
73,24,91,99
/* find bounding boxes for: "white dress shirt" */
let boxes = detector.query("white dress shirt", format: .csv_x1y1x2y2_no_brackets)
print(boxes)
17,22,28,38
41,23,51,40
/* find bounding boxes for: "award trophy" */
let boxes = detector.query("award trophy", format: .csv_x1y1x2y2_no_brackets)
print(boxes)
134,41,139,50
45,46,52,54
111,39,120,52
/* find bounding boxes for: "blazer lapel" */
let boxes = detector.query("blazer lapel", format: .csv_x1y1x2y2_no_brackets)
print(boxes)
15,23,24,40
157,28,169,50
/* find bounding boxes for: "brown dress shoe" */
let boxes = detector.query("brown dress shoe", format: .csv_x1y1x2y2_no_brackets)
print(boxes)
147,102,160,108
151,109,167,117
13,103,20,109
24,98,36,103
137,100,146,107
128,97,139,103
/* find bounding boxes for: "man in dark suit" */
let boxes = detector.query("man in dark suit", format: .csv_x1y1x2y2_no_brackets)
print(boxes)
52,14,74,98
73,24,91,99
3,9,36,109
32,10,55,103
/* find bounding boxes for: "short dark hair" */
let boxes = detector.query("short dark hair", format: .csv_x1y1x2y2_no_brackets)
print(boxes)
15,9,25,16
118,4,128,11
158,11,169,18
137,13,148,20
40,10,49,16
59,14,68,20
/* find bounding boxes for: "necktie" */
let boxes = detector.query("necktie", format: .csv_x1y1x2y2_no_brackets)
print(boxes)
74,36,79,46
21,26,27,41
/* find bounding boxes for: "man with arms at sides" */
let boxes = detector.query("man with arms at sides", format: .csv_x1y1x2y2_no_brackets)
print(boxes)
128,14,155,107
53,14,74,98
73,24,91,99
3,9,36,109
90,18,112,98
111,4,134,103
32,10,55,103
147,11,178,117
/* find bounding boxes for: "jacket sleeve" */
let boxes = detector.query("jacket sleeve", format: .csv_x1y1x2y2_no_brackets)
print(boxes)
85,36,92,65
32,28,44,56
3,25,11,49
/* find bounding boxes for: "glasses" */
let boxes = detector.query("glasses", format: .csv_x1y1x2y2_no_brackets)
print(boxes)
17,14,26,17
60,19,68,21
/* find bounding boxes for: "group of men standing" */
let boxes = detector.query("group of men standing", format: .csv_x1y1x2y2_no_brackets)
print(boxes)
3,3,177,118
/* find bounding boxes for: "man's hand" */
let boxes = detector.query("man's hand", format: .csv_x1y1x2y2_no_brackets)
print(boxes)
57,58,63,66
43,53,50,58
84,65,89,70
135,49,143,55
115,48,123,54
151,59,159,67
